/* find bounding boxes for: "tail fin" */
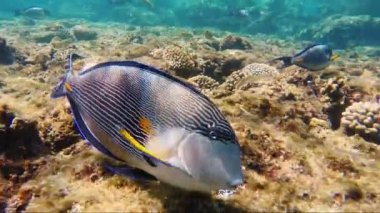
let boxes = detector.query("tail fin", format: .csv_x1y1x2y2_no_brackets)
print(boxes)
51,54,74,98
272,56,293,68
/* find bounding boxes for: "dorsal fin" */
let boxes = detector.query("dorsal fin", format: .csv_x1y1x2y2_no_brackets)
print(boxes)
294,43,321,57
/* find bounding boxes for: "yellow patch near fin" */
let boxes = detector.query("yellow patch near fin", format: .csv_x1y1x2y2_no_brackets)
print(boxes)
119,128,161,160
331,53,339,61
64,83,73,93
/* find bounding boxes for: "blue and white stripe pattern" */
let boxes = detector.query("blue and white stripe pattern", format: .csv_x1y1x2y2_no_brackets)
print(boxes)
67,61,237,162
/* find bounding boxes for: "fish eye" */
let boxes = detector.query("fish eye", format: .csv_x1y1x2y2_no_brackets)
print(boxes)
209,131,217,140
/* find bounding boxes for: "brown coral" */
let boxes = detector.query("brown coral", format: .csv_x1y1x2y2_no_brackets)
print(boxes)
187,75,219,93
320,77,350,129
220,35,252,50
162,45,199,78
0,105,46,161
38,103,79,153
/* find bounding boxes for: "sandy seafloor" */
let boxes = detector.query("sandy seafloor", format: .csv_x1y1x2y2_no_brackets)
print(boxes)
0,19,380,212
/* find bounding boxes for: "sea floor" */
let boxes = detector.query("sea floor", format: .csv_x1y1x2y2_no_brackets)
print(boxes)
0,19,380,212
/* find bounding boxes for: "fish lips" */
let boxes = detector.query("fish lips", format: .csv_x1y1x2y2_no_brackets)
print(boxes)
178,132,243,190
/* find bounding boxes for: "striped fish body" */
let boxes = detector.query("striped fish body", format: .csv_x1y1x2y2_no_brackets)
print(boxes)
52,61,243,192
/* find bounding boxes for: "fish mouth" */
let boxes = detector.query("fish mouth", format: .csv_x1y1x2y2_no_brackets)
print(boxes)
330,53,339,61
178,132,243,190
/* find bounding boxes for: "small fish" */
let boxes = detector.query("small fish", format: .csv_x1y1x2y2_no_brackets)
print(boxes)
229,8,250,18
108,0,153,8
51,56,243,192
14,7,50,19
272,44,339,71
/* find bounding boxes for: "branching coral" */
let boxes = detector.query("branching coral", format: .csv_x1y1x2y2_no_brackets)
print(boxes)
187,75,219,93
341,101,380,143
162,45,198,77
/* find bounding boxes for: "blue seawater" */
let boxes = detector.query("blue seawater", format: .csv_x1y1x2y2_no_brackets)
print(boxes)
0,0,379,47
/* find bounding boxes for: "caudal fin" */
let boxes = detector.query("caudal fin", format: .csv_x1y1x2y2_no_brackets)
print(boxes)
51,54,74,98
50,76,68,98
272,56,293,68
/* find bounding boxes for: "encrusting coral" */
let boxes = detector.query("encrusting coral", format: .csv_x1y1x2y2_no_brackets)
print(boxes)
341,101,380,143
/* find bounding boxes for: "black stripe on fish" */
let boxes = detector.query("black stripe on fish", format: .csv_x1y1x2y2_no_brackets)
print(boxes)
79,61,206,98
84,61,231,128
102,64,235,142
113,75,228,139
79,80,148,141
71,85,144,159
71,60,236,155
68,96,124,161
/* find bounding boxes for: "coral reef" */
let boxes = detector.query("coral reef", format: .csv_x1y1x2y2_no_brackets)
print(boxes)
341,101,380,143
320,77,350,129
38,103,80,153
72,25,98,41
218,63,279,94
0,104,46,160
188,75,219,93
162,45,199,78
198,52,246,81
220,35,252,50
241,63,279,77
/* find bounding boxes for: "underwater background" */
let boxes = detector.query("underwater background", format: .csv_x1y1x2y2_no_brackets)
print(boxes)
1,0,380,212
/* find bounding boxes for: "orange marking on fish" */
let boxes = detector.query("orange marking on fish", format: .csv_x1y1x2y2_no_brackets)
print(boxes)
139,116,152,135
64,83,73,93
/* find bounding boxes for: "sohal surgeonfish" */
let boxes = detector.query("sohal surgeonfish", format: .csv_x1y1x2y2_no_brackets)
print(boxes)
51,56,243,192
273,44,339,71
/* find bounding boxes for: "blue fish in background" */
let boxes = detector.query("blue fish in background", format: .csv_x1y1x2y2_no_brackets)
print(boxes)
14,7,50,19
51,57,243,192
272,44,339,71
